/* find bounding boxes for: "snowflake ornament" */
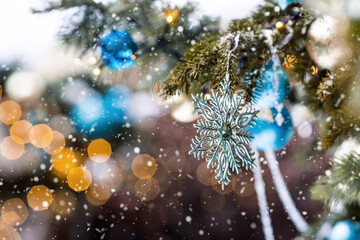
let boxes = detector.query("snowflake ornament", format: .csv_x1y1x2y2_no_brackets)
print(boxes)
189,74,258,189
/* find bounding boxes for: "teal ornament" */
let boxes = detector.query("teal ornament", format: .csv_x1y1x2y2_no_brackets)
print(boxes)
250,106,294,151
103,85,132,124
254,61,290,109
277,0,302,10
100,30,138,70
329,220,360,240
71,93,106,135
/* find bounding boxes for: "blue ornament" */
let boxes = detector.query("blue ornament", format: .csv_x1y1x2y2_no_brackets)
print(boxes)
254,61,290,109
329,220,360,240
103,85,132,124
100,30,138,70
250,106,294,151
277,0,302,10
71,93,105,135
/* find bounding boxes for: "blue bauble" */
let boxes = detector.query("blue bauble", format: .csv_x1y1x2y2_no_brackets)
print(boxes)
71,93,105,135
250,107,294,151
103,85,132,124
277,0,302,10
254,61,290,109
329,220,360,240
100,30,138,70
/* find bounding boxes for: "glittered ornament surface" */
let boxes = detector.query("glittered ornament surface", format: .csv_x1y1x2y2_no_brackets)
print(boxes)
254,61,290,109
100,30,138,70
250,106,293,151
329,220,360,240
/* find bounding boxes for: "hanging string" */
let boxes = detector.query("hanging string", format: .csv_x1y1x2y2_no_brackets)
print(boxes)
252,150,275,240
264,149,309,232
224,31,241,87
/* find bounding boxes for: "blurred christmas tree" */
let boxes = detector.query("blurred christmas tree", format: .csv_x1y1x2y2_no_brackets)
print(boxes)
1,0,360,239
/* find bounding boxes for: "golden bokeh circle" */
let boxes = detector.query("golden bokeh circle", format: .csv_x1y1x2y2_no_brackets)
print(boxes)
211,174,237,195
0,100,22,125
0,198,28,226
51,190,76,218
10,120,33,144
43,130,65,155
0,223,21,240
85,190,108,206
29,124,54,148
67,167,92,192
27,185,53,211
51,148,78,173
132,154,157,179
87,138,112,163
134,177,160,201
89,180,113,201
0,136,25,160
196,162,214,186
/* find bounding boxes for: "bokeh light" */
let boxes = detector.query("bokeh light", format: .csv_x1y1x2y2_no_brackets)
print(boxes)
85,190,108,206
51,190,76,219
0,198,28,226
86,160,123,189
43,130,65,155
211,174,237,195
196,162,214,186
51,148,78,173
10,120,33,144
164,9,179,24
0,136,25,160
6,72,45,101
87,138,112,163
67,167,92,192
234,173,254,197
0,100,22,125
132,154,157,179
134,177,160,201
27,185,53,211
0,223,21,240
29,124,54,148
169,97,198,123
89,180,113,201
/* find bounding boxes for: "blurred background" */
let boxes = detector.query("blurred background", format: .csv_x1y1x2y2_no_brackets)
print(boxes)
0,0,331,239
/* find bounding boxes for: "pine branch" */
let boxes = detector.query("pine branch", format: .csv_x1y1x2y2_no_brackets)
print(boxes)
311,153,360,207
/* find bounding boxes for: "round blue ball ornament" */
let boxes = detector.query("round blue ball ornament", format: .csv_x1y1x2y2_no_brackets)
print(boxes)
254,61,290,109
100,30,138,70
329,220,360,240
250,106,294,151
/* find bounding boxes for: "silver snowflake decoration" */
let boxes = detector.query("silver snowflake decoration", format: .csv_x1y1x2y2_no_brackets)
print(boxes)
189,77,258,189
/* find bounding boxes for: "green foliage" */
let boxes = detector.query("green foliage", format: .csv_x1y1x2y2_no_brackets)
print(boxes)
162,0,311,103
34,0,220,83
311,153,360,207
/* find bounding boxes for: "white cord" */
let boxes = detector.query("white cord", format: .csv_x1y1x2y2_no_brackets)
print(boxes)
264,149,309,233
252,150,275,240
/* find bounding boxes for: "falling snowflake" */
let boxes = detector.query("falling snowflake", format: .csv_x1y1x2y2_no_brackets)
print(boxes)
189,75,258,189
